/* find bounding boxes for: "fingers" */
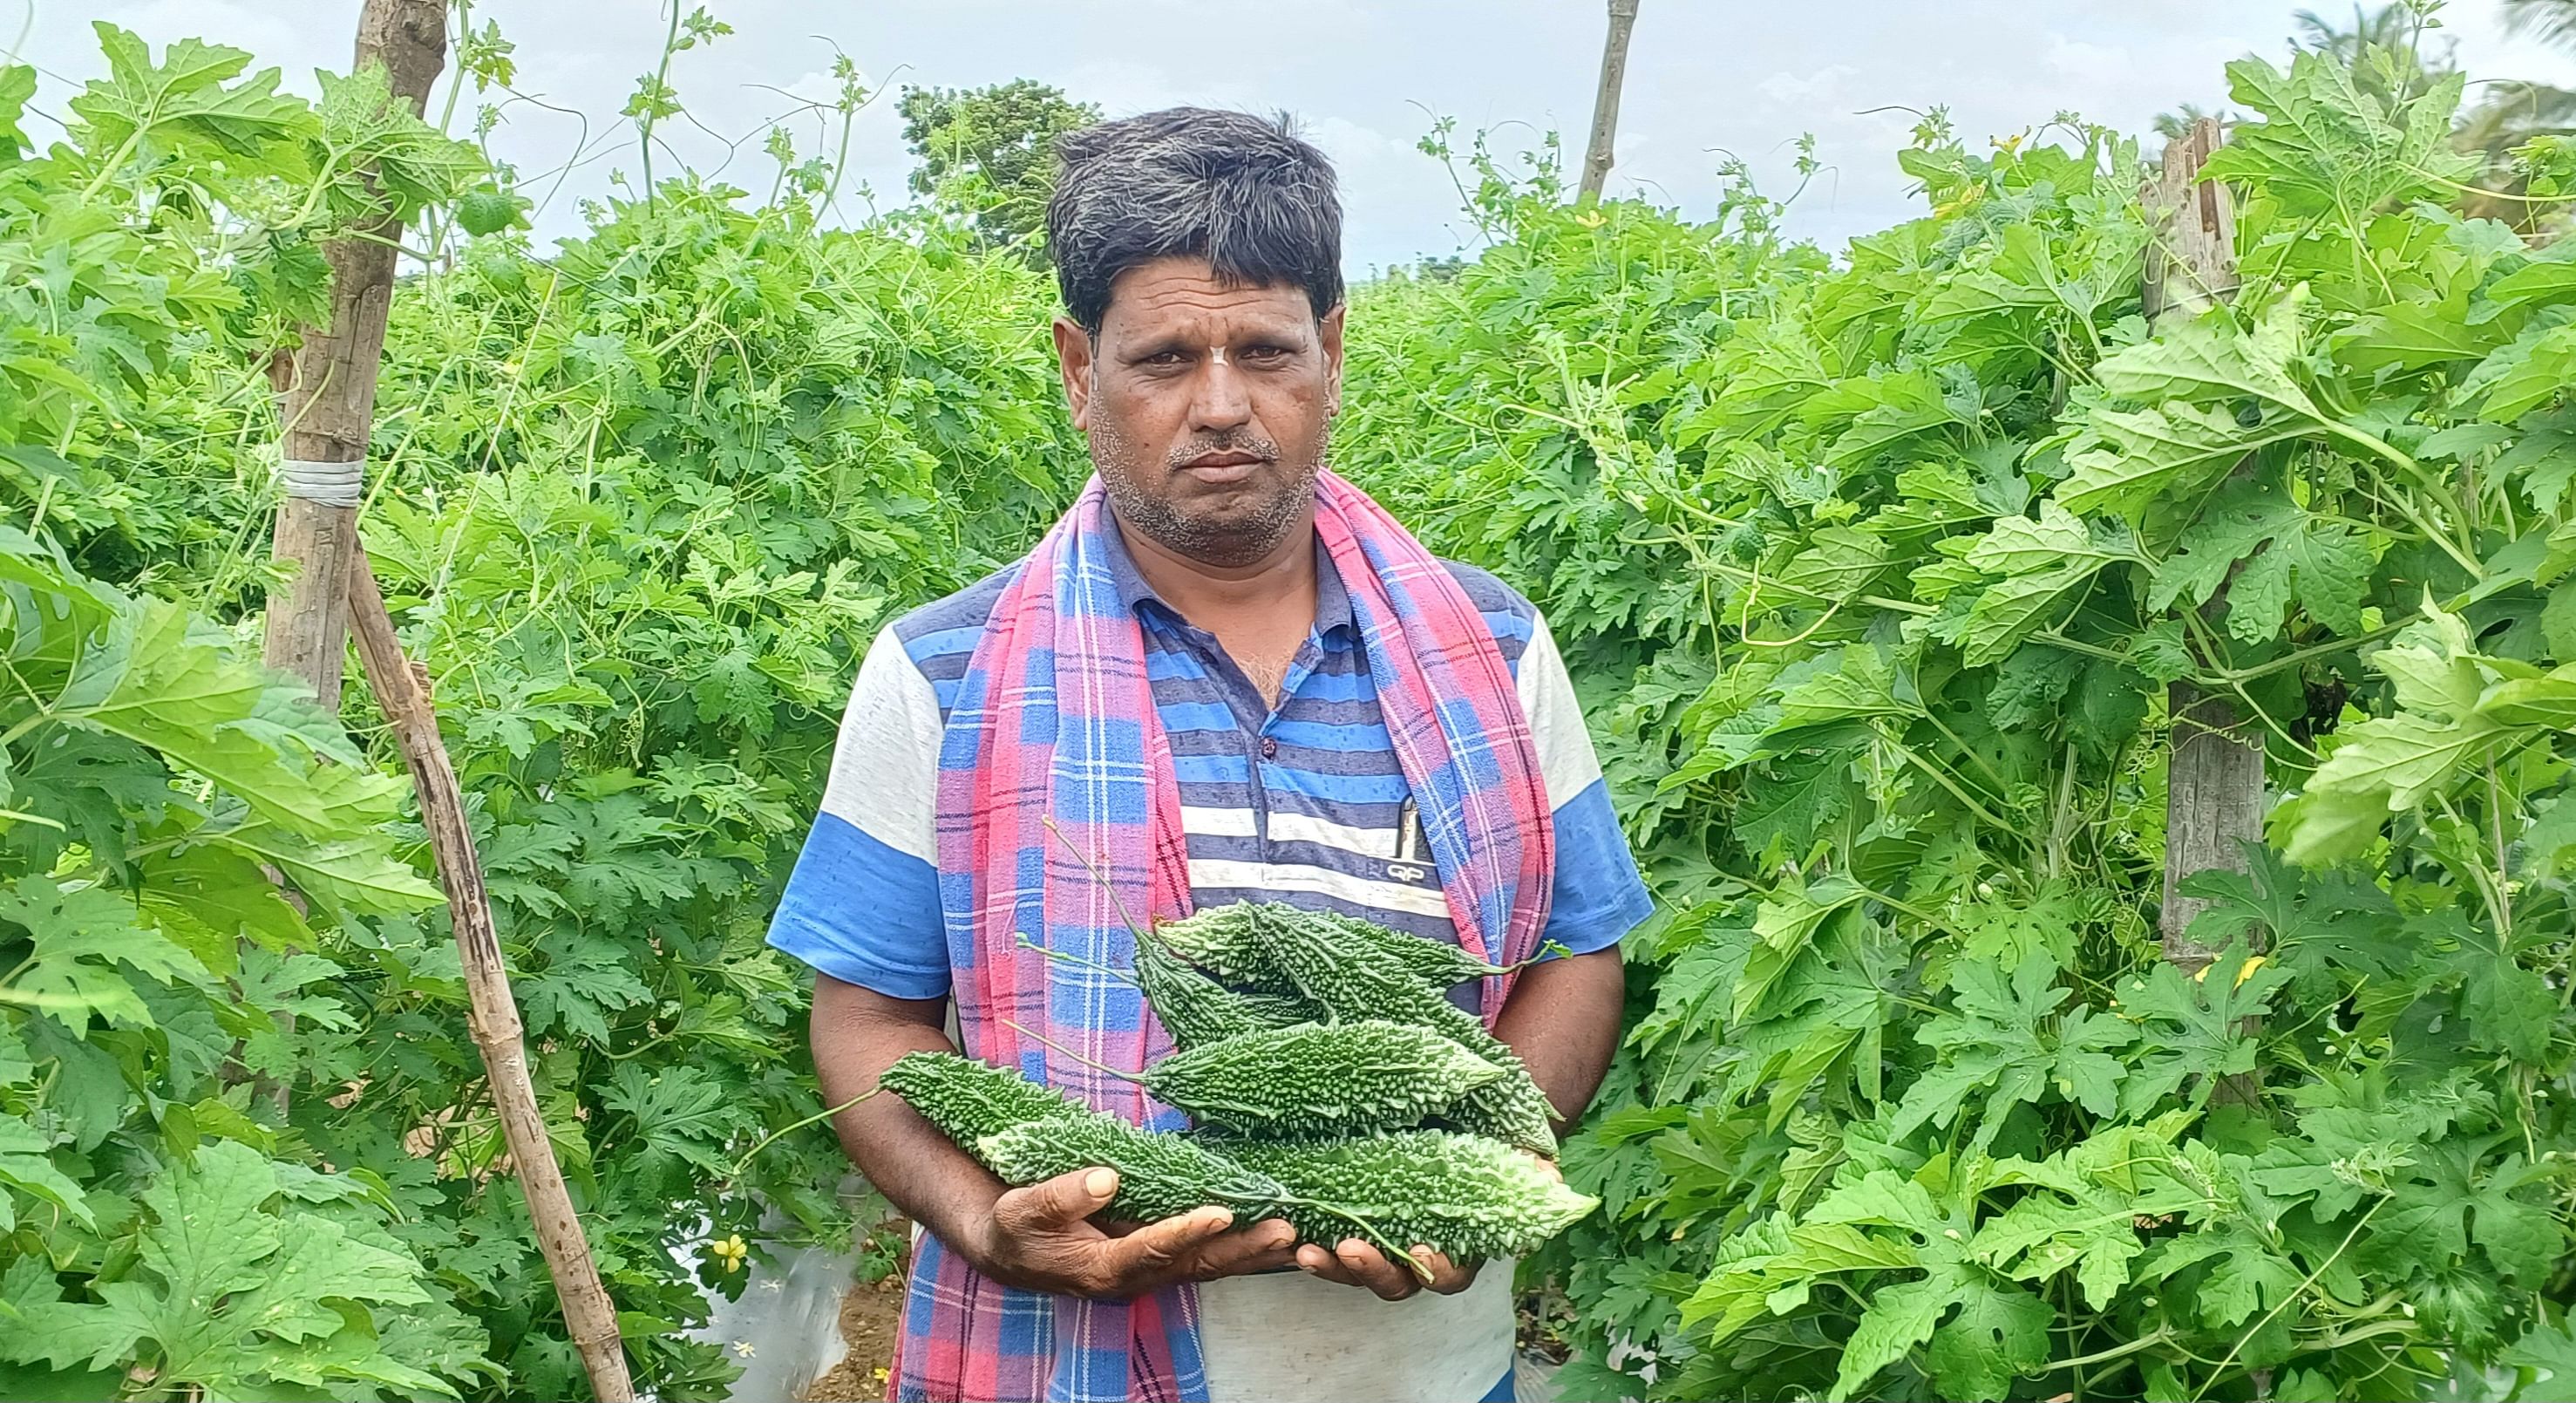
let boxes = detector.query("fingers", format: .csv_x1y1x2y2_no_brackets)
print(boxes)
1296,1236,1424,1300
995,1166,1120,1232
1096,1203,1239,1281
1190,1216,1299,1278
1421,1249,1480,1295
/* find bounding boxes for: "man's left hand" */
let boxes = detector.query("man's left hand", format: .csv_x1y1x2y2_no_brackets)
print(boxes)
1295,1238,1478,1299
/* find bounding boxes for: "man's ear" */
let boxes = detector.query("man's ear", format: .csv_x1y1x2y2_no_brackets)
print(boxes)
1052,317,1095,431
1319,303,1347,416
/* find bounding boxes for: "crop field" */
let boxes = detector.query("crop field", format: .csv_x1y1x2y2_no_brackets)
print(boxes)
3,3,2575,1400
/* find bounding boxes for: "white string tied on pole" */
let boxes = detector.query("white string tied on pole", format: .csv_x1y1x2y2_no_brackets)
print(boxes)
278,457,365,508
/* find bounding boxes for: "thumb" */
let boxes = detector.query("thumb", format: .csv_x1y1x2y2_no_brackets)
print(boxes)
996,1166,1119,1229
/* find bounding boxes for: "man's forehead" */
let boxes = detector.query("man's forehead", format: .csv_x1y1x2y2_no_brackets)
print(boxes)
1101,258,1314,332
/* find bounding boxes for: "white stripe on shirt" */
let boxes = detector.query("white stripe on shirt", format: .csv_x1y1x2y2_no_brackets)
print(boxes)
1184,858,1455,919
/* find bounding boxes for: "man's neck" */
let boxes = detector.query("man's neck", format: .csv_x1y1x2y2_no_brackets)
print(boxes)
1112,511,1319,626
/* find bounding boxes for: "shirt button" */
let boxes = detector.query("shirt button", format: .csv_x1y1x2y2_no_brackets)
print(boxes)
1261,738,1280,760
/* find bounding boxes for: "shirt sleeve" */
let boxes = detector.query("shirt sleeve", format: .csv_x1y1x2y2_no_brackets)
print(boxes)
1517,610,1654,957
766,623,953,998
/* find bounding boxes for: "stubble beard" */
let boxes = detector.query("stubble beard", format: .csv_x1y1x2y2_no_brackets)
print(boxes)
1091,417,1329,569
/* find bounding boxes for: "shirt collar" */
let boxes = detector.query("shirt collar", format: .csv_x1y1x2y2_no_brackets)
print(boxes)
1097,516,1357,644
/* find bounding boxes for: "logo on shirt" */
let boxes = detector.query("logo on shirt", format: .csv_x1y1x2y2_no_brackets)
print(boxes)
1385,862,1430,882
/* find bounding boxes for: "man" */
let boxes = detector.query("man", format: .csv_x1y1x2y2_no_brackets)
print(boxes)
767,106,1648,1403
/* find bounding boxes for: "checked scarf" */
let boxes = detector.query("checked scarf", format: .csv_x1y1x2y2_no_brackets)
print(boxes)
888,470,1554,1403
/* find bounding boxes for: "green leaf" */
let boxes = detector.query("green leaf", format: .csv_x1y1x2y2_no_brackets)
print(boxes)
2058,402,2302,518
2092,292,2324,419
0,875,211,1031
1961,562,2108,668
2505,1318,2576,1403
1771,646,1918,729
2277,605,2527,863
1966,501,2094,577
70,24,313,174
1831,1270,1960,1401
2199,52,2476,219
64,602,412,842
0,1115,92,1230
1924,1281,2050,1402
2466,323,2576,424
1890,953,2071,1148
2337,294,2508,375
2110,949,2290,1111
0,65,33,163
1757,528,1892,610
220,1215,432,1344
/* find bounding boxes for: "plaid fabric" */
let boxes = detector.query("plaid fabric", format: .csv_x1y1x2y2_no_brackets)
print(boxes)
890,471,1555,1403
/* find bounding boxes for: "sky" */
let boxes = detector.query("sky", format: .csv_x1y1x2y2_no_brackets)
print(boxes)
11,1,2576,273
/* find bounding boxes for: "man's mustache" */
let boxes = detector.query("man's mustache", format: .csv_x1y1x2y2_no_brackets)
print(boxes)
1166,434,1282,470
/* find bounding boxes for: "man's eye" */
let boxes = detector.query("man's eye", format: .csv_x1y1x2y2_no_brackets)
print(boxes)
1241,345,1291,362
1144,351,1188,366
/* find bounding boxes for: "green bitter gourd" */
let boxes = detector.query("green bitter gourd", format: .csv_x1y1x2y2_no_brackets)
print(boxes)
1153,902,1517,993
1220,916,1560,1154
974,1114,1292,1223
1133,934,1308,1048
1014,1017,1512,1139
878,1050,1081,1144
1223,1130,1598,1260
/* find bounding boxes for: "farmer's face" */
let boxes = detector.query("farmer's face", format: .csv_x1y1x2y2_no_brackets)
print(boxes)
1055,256,1344,568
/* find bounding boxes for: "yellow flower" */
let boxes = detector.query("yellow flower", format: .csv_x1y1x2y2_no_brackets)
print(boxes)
711,1232,749,1272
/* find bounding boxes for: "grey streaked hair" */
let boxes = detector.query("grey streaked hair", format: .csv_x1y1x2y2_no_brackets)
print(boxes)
1046,106,1343,334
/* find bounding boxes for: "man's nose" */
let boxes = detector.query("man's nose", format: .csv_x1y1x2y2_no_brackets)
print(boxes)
1188,354,1253,432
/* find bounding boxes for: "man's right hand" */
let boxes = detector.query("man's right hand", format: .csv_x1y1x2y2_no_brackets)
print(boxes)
968,1167,1298,1299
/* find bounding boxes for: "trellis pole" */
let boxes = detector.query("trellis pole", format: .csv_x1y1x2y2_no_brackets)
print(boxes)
1577,0,1641,203
2144,118,2265,971
256,2,635,1398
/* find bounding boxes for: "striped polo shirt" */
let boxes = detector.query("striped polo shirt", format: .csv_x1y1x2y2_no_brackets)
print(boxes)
767,519,1651,1007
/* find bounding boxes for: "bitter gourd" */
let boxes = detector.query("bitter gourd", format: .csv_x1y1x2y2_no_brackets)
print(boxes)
878,1050,1081,1145
1300,907,1515,990
1243,923,1560,1154
1133,934,1307,1048
1135,1019,1511,1138
1224,1130,1597,1261
1152,902,1289,986
975,1114,1292,1223
1152,902,1513,994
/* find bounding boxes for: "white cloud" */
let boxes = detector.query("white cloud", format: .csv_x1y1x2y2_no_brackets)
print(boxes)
1757,64,1859,106
2042,36,2130,87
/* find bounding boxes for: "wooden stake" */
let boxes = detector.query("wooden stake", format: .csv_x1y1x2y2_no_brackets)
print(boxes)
263,0,446,711
345,553,636,1402
1577,0,1641,203
2144,117,2265,972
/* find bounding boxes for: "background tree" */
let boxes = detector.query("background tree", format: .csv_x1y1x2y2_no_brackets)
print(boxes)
898,78,1098,257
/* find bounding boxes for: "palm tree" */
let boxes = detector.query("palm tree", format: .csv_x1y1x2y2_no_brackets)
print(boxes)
2293,3,2455,104
2464,0,2576,229
2501,0,2576,50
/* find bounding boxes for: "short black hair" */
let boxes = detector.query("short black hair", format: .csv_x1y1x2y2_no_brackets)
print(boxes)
1046,106,1343,334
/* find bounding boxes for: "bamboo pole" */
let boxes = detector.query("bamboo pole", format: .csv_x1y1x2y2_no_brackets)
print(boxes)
1577,0,1641,203
263,0,446,709
345,553,636,1402
2145,118,2266,975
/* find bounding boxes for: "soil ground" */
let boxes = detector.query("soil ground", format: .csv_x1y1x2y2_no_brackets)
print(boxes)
801,1234,911,1401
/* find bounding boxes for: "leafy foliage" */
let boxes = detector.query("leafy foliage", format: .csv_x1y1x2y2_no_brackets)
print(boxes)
1,22,1075,1400
897,78,1100,256
15,8,2576,1400
1339,44,2576,1403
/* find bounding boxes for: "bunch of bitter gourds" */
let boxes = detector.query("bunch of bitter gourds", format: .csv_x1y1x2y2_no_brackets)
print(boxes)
877,902,1594,1265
